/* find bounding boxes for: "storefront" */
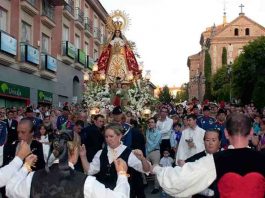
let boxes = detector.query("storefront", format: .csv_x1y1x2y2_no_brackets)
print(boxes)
0,81,30,108
37,90,53,107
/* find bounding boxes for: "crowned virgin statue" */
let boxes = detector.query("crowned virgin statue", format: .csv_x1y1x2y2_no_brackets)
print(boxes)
97,10,141,83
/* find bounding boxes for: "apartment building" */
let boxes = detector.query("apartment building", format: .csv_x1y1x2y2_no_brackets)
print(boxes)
0,0,109,107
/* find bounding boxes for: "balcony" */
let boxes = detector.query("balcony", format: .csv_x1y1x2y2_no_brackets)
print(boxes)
40,53,57,79
47,0,66,6
94,27,101,45
20,0,39,16
63,0,74,20
74,7,84,29
0,31,17,66
84,17,93,37
41,3,56,28
61,41,75,65
20,42,39,73
74,49,85,70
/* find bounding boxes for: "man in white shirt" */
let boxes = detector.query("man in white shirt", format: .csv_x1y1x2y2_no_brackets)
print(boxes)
153,113,265,198
176,114,205,166
156,107,173,156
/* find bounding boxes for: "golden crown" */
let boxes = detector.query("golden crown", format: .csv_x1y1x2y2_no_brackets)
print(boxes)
113,20,123,31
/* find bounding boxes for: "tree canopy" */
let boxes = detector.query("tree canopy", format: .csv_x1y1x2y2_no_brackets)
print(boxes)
232,36,265,108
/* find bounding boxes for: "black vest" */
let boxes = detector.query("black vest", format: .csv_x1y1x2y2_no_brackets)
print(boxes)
96,147,131,190
30,164,87,198
213,148,265,182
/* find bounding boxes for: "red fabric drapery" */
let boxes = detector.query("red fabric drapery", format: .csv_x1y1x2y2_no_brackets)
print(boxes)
97,44,140,76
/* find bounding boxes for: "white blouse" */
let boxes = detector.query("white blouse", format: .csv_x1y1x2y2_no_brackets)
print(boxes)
6,162,130,198
0,156,23,187
88,144,149,176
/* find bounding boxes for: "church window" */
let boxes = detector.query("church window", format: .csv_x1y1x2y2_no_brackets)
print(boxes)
234,28,239,36
245,28,250,36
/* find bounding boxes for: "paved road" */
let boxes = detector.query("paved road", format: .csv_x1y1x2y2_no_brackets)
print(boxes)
144,180,173,198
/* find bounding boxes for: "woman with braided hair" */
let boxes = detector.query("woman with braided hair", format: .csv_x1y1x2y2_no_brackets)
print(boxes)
6,130,130,198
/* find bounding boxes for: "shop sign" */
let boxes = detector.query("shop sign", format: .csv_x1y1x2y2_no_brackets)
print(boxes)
0,81,30,99
38,90,53,103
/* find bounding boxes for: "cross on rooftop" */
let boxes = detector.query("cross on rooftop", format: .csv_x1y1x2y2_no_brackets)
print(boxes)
239,4,245,14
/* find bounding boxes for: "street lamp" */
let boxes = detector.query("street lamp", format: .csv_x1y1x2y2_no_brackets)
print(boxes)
227,63,233,103
84,72,89,82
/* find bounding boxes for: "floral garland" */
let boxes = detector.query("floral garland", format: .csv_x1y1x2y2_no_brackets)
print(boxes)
83,79,158,118
83,82,114,114
124,79,158,118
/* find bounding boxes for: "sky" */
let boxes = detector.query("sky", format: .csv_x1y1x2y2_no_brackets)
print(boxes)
99,0,265,87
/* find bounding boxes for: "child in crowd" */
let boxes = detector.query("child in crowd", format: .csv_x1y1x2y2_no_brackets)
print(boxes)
38,125,50,162
170,123,182,157
159,150,174,198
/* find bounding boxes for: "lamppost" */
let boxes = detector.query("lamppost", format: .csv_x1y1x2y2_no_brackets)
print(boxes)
227,63,232,103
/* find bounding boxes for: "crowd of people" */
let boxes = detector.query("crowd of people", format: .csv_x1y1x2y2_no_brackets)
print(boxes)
0,100,265,197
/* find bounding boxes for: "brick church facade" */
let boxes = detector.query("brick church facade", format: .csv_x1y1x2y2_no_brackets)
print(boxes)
188,10,265,101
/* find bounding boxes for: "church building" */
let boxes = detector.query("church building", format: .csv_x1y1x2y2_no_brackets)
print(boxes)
188,6,265,101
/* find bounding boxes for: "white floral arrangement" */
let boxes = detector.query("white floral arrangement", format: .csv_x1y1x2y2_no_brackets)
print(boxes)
83,82,114,114
83,79,157,118
124,79,158,118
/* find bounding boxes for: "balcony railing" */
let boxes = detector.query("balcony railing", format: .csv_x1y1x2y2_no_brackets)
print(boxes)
75,7,84,25
84,17,93,35
64,0,74,16
42,3,55,21
94,27,101,42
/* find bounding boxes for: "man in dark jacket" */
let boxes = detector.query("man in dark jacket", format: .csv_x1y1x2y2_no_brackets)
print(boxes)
81,114,105,162
3,118,45,171
4,110,18,145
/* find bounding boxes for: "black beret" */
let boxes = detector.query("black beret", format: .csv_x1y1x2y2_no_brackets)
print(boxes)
203,106,210,111
217,108,227,115
25,106,33,113
112,106,122,115
62,106,70,111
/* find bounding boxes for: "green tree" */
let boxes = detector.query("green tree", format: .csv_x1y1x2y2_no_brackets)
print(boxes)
159,85,173,104
175,83,189,102
204,50,213,100
222,47,227,66
232,36,265,108
212,66,230,101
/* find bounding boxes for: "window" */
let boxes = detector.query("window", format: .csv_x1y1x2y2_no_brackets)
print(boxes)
21,21,32,43
234,28,239,36
0,9,7,31
42,33,49,53
75,34,80,49
245,28,250,36
85,42,89,55
62,25,69,41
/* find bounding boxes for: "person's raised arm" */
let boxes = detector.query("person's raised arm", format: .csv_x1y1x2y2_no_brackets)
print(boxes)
153,154,216,198
0,140,31,187
6,154,37,198
80,144,90,173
